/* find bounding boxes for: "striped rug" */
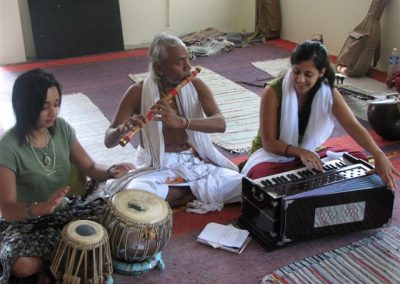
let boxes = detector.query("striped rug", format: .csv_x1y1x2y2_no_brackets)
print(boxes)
60,93,136,165
262,226,400,284
129,67,260,153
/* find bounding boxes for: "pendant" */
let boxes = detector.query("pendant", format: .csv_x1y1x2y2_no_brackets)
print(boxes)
43,154,51,166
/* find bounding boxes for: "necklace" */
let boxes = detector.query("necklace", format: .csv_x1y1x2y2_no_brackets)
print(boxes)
27,130,56,174
38,131,51,165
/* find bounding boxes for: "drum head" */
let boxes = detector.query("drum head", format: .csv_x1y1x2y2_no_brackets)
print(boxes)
64,220,105,245
111,190,170,225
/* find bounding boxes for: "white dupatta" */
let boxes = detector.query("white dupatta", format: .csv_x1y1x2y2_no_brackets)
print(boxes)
241,69,335,176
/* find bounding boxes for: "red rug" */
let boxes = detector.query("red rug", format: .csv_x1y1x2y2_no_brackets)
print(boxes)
323,132,399,152
172,204,241,237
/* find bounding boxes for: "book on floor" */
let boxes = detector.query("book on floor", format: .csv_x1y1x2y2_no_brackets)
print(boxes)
197,222,251,254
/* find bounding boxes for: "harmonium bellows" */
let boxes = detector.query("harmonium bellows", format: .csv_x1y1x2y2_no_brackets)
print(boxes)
238,153,394,251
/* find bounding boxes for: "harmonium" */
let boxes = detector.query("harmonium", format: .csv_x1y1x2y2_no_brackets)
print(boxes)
238,153,394,251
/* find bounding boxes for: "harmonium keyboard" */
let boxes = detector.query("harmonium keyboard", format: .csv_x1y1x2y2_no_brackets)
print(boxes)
238,153,394,251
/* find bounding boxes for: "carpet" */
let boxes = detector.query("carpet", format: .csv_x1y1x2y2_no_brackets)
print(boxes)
262,225,400,284
251,58,395,121
60,94,135,165
128,67,261,153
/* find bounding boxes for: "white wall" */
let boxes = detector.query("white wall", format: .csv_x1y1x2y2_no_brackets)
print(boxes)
119,0,255,48
0,1,26,65
279,0,400,72
0,0,256,65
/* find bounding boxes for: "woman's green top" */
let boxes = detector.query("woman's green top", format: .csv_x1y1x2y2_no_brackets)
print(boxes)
0,118,76,210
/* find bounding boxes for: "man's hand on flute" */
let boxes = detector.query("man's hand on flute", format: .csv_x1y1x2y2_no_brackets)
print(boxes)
116,114,147,136
151,99,185,128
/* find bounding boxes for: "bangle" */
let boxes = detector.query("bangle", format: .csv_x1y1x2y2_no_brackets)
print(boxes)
284,144,292,157
107,165,116,178
26,202,38,218
185,118,191,130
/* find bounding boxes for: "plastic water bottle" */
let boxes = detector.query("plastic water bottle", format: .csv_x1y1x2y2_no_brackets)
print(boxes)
387,47,399,81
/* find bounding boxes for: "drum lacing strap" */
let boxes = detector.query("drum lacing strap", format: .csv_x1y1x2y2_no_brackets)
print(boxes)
51,229,112,281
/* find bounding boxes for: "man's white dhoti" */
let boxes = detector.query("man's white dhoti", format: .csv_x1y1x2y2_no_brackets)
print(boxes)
126,149,242,213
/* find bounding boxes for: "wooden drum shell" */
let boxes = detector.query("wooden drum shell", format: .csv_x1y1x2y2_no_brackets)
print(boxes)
101,190,173,263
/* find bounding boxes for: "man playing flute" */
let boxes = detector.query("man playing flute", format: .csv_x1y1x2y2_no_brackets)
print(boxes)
104,32,242,214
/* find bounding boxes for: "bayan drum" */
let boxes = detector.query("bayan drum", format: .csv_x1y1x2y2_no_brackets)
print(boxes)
367,98,400,140
50,220,113,284
101,190,172,274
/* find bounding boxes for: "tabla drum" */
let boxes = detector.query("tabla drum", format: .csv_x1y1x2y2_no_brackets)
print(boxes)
50,220,113,284
367,98,400,140
101,190,172,264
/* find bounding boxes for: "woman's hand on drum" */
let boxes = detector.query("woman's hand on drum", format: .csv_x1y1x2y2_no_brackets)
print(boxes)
372,152,400,190
107,163,136,178
39,186,70,216
117,115,147,135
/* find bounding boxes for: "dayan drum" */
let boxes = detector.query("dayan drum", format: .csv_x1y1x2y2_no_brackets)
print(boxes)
101,190,173,263
367,98,400,140
50,220,113,284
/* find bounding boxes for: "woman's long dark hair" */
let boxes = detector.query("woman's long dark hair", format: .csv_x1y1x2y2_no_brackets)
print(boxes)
290,41,335,135
12,69,61,144
290,40,335,88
